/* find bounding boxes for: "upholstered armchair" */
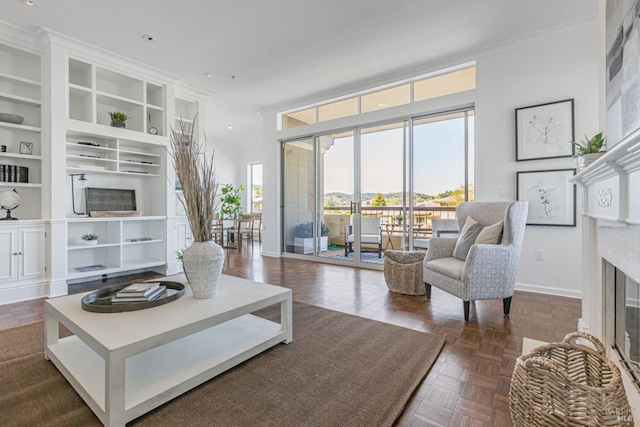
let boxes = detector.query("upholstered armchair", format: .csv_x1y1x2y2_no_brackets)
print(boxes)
423,201,528,321
345,217,382,258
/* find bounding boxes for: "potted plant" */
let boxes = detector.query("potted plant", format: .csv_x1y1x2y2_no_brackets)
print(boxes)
220,183,245,219
571,132,605,171
395,214,403,225
81,233,99,246
170,115,224,299
108,111,129,128
293,222,329,254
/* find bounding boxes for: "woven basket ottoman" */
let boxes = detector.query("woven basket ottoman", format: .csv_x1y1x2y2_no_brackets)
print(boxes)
383,250,427,295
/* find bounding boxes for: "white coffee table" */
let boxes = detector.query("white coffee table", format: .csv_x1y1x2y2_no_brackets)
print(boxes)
44,274,292,427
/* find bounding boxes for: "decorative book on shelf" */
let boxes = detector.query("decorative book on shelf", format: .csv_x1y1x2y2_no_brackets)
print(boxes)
0,165,28,183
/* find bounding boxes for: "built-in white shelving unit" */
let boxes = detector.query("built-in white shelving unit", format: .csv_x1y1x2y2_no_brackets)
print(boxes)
65,134,162,176
66,216,166,280
65,56,169,281
0,42,42,219
68,58,165,136
0,27,215,303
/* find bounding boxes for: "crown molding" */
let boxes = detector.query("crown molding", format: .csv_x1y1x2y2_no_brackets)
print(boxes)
175,84,212,101
37,27,179,86
0,19,45,54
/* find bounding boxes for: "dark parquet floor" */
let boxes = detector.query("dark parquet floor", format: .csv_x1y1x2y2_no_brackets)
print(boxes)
0,242,582,427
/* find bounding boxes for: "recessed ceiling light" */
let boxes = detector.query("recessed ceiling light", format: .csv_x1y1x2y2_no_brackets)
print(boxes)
142,35,155,42
227,125,233,130
204,73,213,78
376,103,387,108
19,0,39,6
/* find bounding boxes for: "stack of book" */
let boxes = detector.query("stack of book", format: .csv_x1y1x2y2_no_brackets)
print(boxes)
0,165,28,183
111,282,166,304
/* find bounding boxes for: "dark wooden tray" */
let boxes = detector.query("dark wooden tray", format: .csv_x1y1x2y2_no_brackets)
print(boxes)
81,281,185,313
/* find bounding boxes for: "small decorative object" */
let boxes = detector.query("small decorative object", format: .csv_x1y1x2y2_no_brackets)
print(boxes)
395,214,403,225
81,233,99,245
515,99,575,161
1,145,5,152
0,189,20,220
516,169,576,226
170,115,224,298
571,132,605,171
0,113,24,125
220,183,245,219
19,141,33,155
108,111,129,128
148,126,158,135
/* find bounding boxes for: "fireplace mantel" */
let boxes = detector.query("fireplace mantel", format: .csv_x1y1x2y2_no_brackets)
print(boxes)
571,127,640,225
571,129,640,419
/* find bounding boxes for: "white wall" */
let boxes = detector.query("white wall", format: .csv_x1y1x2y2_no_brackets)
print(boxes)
261,23,599,297
475,25,599,297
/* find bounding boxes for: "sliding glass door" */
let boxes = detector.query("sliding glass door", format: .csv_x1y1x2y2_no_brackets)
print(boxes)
281,108,474,266
411,110,474,248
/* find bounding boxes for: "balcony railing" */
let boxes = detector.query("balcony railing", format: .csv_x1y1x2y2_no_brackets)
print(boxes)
323,205,456,227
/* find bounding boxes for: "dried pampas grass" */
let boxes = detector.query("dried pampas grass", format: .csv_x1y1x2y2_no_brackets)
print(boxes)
170,116,219,242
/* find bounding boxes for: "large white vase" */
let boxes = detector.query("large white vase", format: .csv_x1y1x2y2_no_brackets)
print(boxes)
182,240,225,298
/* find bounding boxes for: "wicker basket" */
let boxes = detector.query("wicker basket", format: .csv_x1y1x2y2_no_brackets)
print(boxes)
510,332,633,426
383,250,426,295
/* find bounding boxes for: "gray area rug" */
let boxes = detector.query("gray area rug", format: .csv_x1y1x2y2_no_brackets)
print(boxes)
330,252,386,265
0,302,444,427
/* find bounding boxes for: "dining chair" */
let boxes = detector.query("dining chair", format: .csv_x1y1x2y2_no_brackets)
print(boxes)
227,214,255,251
252,212,262,243
212,212,223,246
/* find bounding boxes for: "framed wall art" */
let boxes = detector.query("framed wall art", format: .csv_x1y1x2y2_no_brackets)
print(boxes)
516,169,576,226
19,141,33,155
515,99,575,161
605,0,640,149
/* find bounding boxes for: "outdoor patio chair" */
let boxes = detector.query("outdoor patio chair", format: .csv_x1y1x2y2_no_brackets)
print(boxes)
423,201,528,321
345,217,382,258
413,218,459,250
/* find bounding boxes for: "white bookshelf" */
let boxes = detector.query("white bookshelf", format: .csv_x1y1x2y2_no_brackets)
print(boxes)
0,42,42,219
65,56,169,281
66,217,166,280
68,58,165,136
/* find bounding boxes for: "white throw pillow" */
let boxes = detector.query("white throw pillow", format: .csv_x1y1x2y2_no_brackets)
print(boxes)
452,217,503,261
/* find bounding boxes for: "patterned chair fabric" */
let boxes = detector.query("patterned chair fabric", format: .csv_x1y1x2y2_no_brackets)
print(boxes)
423,201,528,321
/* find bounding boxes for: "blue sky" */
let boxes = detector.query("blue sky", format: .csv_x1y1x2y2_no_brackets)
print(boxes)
323,116,474,196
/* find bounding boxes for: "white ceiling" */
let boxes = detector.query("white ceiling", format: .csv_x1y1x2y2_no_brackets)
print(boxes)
3,0,598,148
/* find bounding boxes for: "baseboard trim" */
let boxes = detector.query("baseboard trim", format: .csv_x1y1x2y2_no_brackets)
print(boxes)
515,282,581,299
261,251,281,258
48,279,68,298
165,261,183,276
0,279,49,306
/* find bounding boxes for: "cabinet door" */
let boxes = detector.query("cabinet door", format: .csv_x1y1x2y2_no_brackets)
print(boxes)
19,227,45,280
0,228,17,283
176,221,193,253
